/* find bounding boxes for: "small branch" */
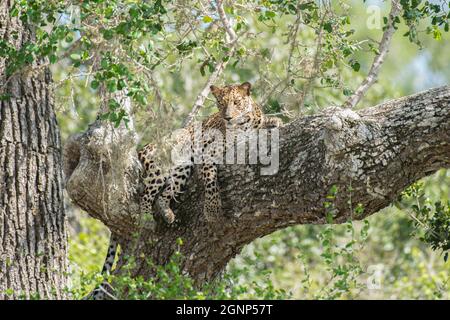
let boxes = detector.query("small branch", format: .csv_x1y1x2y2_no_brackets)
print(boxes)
406,210,442,240
286,4,302,79
258,5,303,108
182,0,239,127
343,0,401,109
182,48,236,127
297,13,325,111
216,0,237,42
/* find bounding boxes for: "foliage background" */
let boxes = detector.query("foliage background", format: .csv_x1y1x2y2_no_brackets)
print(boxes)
38,0,450,299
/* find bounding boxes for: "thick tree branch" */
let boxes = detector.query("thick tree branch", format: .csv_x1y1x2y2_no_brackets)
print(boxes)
63,92,141,238
64,85,450,285
343,0,401,109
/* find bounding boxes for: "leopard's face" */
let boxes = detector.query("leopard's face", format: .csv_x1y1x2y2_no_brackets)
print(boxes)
210,82,255,126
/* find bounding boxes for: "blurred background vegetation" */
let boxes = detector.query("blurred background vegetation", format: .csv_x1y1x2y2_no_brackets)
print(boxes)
41,0,450,299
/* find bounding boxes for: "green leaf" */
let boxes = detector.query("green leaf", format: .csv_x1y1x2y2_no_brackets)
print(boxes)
323,22,333,33
432,26,442,40
108,99,120,111
350,60,360,72
70,53,81,61
208,62,215,73
101,58,109,69
343,88,353,96
265,11,276,19
90,80,100,90
102,29,114,40
202,15,213,23
10,7,19,17
117,79,126,90
106,79,117,92
49,54,57,64
411,0,421,8
299,2,316,10
99,112,110,120
0,94,12,101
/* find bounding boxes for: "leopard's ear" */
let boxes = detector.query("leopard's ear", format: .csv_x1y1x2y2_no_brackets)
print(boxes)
239,82,251,96
210,85,221,98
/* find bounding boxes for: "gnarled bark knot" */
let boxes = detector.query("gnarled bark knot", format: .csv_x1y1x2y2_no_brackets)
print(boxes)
63,120,142,238
63,86,449,283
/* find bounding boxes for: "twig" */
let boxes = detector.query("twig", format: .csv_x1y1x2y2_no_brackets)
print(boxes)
259,6,303,110
216,0,237,42
182,0,239,128
297,13,326,112
286,6,302,80
343,0,401,109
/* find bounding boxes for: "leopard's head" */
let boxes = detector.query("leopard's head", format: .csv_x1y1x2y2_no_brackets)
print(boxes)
210,82,254,124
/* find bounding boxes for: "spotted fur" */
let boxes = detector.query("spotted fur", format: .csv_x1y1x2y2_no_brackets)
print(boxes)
138,143,172,222
91,234,118,300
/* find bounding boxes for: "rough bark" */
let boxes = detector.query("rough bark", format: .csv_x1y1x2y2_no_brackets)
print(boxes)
0,1,67,299
64,85,450,287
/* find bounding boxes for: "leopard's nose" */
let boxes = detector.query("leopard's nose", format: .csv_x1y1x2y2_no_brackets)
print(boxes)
224,116,232,121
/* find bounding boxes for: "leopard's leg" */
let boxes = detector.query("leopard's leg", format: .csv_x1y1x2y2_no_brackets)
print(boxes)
156,162,193,223
201,162,222,223
200,137,223,222
138,144,167,219
140,166,165,215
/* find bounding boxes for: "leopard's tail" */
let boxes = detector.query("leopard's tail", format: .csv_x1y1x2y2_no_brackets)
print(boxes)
101,234,119,274
91,233,119,300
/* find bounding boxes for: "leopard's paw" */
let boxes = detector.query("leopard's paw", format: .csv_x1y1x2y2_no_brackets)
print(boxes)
156,198,176,224
162,208,175,224
265,117,283,128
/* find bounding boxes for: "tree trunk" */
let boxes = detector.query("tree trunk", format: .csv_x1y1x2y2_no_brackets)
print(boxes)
64,85,450,289
0,1,67,299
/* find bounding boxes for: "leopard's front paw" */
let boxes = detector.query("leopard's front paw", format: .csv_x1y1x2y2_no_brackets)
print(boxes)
162,208,175,224
265,117,283,128
157,198,176,224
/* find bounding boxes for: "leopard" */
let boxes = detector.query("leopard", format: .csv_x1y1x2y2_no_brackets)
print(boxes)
154,81,283,224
